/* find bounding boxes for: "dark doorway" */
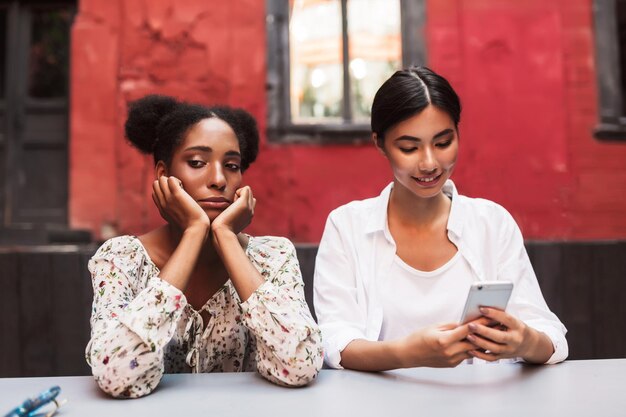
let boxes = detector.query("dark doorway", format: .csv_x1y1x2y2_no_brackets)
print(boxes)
1,1,76,243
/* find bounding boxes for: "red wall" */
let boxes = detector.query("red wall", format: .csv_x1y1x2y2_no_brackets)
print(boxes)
70,0,626,243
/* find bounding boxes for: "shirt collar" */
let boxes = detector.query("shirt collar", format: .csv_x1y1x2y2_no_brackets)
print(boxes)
364,182,393,235
364,179,465,238
444,180,464,239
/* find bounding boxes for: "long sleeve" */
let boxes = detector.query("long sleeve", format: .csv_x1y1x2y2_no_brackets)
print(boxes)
496,210,569,364
85,237,188,398
240,237,323,386
313,211,371,369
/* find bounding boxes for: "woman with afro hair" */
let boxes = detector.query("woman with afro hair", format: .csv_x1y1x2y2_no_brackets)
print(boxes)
85,95,323,398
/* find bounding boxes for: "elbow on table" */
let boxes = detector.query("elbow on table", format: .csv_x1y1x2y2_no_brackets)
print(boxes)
265,355,324,387
90,360,162,399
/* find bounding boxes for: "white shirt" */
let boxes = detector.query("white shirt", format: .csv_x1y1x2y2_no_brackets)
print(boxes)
379,252,474,341
313,180,568,369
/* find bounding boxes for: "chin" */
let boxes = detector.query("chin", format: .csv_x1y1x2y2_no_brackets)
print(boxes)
413,188,444,199
204,208,224,219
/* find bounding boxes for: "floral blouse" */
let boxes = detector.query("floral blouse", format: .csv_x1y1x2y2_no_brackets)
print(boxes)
85,235,323,398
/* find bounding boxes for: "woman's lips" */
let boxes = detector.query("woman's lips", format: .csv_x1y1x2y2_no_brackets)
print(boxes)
197,197,231,209
412,173,442,188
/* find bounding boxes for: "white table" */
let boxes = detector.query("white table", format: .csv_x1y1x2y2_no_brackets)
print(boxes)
1,359,624,417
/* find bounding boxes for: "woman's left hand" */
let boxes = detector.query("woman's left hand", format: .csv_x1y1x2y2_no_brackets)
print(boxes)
211,186,256,236
465,307,535,361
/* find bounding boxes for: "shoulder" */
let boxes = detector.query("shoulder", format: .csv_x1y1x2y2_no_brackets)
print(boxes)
247,235,297,259
455,188,512,220
454,194,520,242
325,193,385,236
92,235,145,260
89,236,151,278
246,236,301,281
329,194,381,219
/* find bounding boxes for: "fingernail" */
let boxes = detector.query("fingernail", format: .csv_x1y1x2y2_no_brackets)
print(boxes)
468,323,477,332
480,307,489,315
466,334,476,342
469,350,477,357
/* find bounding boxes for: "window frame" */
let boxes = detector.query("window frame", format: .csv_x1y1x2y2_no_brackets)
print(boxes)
593,0,626,140
266,0,426,143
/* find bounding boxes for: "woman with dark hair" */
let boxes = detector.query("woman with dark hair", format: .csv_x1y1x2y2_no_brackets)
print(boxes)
86,95,323,398
314,67,567,371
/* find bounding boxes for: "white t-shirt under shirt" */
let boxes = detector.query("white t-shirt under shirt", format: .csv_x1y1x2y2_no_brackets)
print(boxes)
379,251,474,341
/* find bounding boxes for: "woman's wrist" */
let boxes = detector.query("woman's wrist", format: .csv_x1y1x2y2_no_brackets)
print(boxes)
210,225,239,255
519,326,552,364
211,223,240,247
390,338,412,369
210,223,235,237
517,323,534,358
184,222,210,240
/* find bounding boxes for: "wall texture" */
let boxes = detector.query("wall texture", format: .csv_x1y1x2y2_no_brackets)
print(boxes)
70,0,626,243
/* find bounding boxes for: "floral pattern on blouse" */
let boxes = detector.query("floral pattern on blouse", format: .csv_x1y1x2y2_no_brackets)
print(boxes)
85,235,323,398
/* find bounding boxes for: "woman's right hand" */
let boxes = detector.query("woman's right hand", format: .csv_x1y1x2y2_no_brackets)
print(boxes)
152,176,210,232
397,322,477,368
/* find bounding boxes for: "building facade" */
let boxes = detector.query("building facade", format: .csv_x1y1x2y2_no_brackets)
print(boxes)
3,0,624,243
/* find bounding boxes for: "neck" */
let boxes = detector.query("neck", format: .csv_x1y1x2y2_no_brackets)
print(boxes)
387,179,451,228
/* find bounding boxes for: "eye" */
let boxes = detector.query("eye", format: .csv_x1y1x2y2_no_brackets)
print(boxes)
225,163,241,171
436,139,453,148
187,160,206,168
399,147,417,153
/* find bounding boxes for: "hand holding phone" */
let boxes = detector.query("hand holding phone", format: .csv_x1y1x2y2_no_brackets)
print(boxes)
459,281,513,324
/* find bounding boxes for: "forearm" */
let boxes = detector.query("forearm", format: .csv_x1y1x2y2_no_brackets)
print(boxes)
87,279,186,397
340,339,406,371
251,309,323,386
159,224,208,291
211,227,264,301
87,323,165,398
241,280,323,386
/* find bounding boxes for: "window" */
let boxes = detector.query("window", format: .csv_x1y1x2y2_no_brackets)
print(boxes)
593,0,626,140
266,0,426,142
28,7,72,99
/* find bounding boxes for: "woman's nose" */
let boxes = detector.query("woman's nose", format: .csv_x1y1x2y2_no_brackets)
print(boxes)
418,148,438,173
208,164,227,190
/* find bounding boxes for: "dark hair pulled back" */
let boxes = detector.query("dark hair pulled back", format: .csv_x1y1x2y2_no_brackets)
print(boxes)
124,95,259,172
370,66,461,146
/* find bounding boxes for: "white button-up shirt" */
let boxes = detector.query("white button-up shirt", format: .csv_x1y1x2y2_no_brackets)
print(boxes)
314,180,568,369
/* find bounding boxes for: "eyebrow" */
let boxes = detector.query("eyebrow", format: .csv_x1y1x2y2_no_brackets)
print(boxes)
183,146,241,158
394,128,455,142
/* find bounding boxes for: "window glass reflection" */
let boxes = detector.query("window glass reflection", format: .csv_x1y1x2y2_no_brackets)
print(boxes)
348,0,401,122
290,0,343,123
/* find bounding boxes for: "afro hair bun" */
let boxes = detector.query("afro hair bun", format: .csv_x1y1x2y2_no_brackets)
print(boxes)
232,108,259,169
124,95,179,154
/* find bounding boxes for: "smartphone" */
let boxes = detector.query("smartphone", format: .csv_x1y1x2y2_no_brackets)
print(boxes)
459,281,514,324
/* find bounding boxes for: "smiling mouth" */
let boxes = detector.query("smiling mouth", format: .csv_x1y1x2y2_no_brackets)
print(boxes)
412,173,442,186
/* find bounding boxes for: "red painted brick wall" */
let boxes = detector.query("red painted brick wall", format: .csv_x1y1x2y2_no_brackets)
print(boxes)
70,0,626,243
